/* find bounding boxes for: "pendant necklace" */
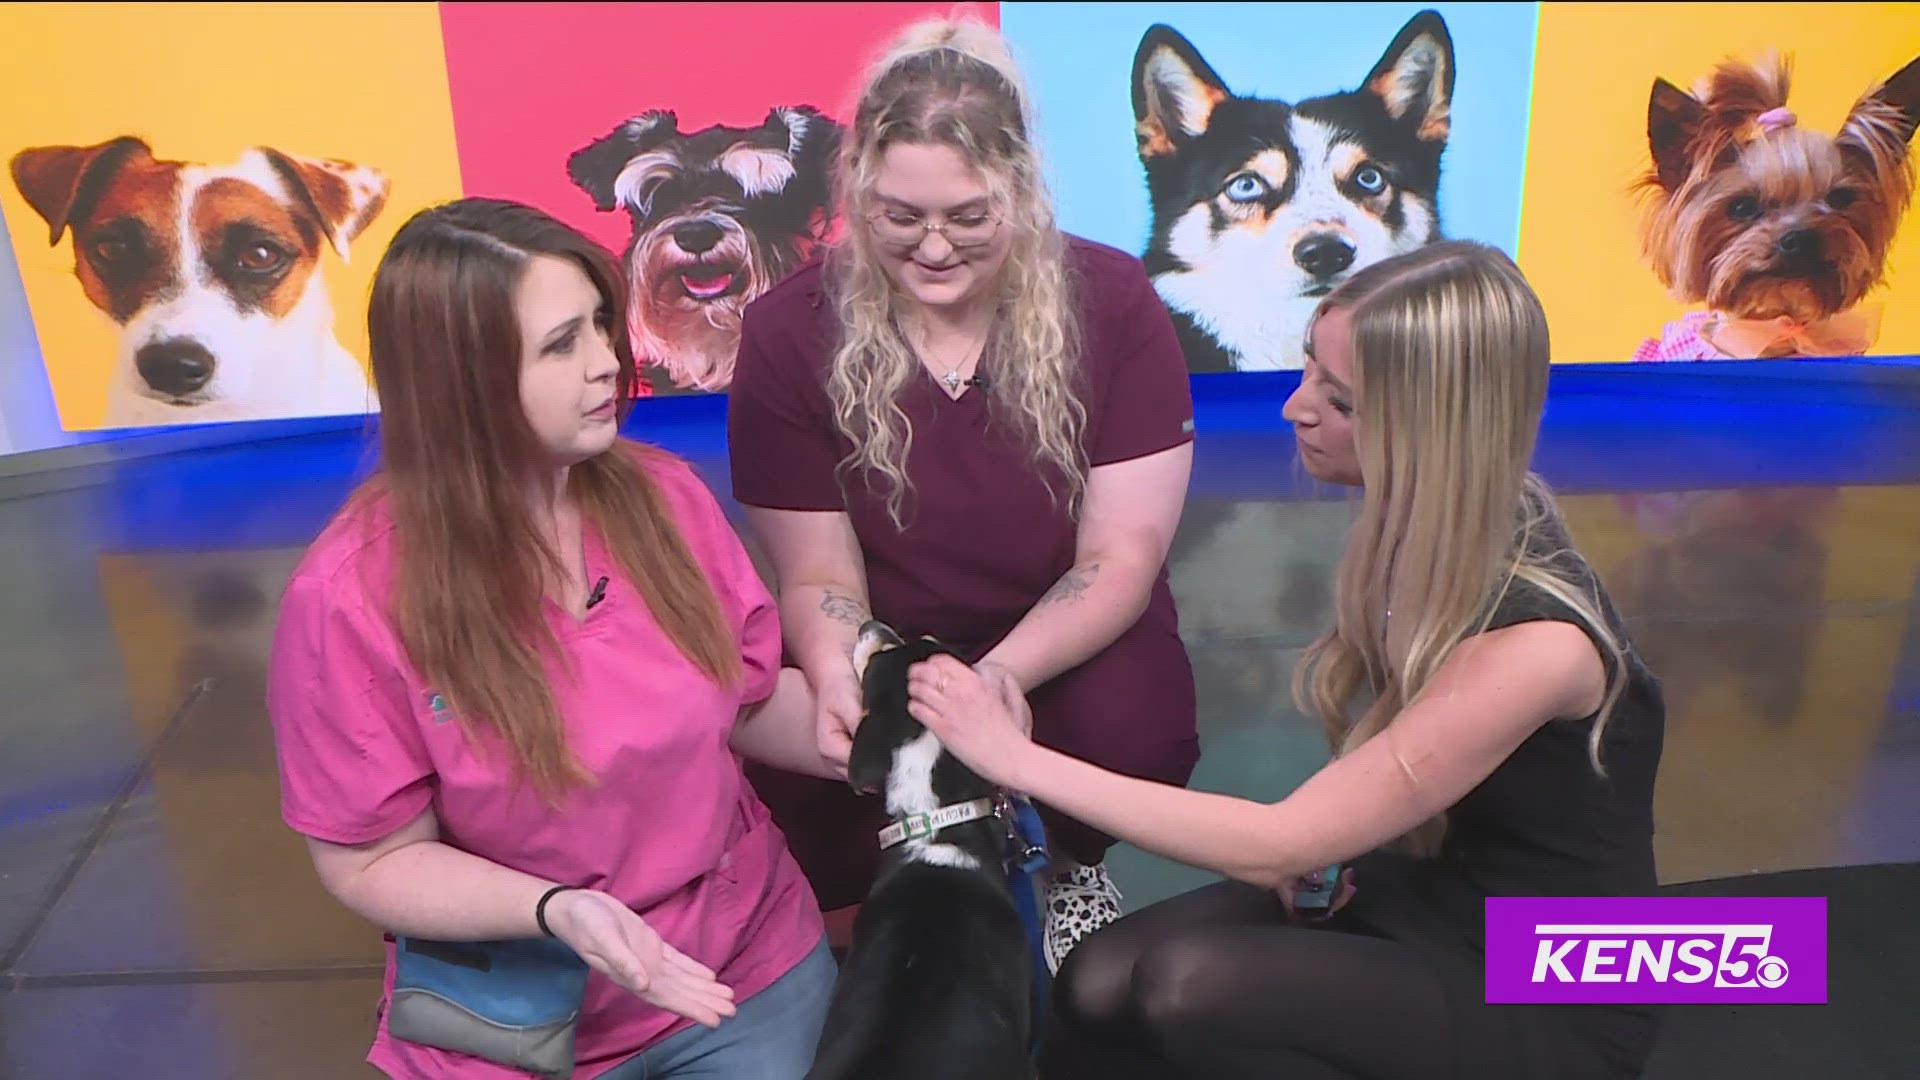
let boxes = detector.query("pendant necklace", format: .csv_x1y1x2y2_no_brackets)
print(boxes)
917,317,989,396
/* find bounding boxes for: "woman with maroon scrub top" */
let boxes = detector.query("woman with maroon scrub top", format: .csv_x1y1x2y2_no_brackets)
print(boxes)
727,17,1200,972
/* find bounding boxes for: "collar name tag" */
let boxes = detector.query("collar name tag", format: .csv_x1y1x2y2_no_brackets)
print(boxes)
877,797,997,850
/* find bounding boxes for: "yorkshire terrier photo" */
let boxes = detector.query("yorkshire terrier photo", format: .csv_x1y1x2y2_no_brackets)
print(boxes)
567,106,841,393
1632,50,1920,361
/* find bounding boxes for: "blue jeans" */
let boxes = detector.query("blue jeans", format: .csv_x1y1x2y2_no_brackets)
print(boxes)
601,937,836,1079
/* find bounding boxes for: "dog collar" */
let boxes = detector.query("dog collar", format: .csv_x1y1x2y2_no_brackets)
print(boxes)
877,797,996,850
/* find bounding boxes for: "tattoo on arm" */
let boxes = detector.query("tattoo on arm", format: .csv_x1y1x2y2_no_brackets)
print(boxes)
820,590,870,627
1039,562,1100,606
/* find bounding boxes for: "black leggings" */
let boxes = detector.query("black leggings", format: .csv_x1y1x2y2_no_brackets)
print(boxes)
1048,879,1455,1079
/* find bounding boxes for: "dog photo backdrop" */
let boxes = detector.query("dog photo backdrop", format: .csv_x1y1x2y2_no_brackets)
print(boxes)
437,1,959,396
1006,1,1542,371
1521,3,1920,366
0,2,467,432
1,2,1916,431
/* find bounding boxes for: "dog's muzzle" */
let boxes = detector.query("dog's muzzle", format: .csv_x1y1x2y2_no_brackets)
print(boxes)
1294,233,1357,282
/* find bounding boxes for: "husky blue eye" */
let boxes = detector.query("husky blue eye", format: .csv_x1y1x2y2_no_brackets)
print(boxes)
1353,165,1387,194
1223,173,1269,203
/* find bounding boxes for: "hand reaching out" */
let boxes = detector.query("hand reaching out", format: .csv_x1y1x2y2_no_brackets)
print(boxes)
543,889,737,1028
905,655,1035,788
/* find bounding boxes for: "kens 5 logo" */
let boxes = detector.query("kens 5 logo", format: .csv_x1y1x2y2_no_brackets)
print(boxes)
1485,897,1827,1004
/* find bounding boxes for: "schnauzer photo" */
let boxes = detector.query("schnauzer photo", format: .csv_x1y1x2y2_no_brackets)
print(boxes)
567,106,842,394
1632,49,1920,361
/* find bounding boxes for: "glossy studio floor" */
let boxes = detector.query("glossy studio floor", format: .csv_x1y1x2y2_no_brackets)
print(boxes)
1,362,1917,1078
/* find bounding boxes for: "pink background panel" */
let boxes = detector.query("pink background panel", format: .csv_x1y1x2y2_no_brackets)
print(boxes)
438,2,992,257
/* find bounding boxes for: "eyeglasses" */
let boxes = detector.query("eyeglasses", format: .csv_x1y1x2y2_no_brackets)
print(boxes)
865,208,1001,250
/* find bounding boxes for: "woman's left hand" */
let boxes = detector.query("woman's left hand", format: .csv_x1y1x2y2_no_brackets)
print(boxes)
907,654,1035,788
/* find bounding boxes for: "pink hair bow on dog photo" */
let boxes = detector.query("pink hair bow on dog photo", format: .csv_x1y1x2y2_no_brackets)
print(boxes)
1756,106,1797,134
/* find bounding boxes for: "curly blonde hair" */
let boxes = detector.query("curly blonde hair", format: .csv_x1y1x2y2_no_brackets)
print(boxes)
828,16,1084,527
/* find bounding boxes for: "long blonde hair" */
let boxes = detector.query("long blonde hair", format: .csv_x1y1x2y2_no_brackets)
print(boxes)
829,16,1084,526
1291,240,1629,852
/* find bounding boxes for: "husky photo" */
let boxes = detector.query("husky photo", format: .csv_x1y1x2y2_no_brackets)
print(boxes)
1004,2,1537,374
1131,11,1454,372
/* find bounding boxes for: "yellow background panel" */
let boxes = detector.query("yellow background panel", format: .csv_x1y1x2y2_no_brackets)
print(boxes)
1518,3,1920,363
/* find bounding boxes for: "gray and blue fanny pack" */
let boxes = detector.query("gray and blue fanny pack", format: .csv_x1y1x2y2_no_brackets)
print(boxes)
388,935,592,1078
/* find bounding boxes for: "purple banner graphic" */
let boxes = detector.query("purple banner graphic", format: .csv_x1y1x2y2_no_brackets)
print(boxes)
1485,897,1827,1004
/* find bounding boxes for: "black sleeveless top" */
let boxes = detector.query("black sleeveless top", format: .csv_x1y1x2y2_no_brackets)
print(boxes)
1343,510,1667,1079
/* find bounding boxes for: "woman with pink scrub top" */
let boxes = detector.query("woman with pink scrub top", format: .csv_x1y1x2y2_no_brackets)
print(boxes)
267,198,837,1079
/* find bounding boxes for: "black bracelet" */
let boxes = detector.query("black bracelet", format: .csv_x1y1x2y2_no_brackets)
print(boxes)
536,884,582,937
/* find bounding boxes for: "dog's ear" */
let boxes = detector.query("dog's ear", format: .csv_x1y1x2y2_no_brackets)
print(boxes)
1877,52,1920,139
852,620,905,681
1362,9,1454,143
259,150,390,260
764,106,838,164
1132,25,1230,159
1839,52,1920,167
845,715,891,797
764,106,842,205
1647,78,1708,192
567,111,680,212
9,136,152,245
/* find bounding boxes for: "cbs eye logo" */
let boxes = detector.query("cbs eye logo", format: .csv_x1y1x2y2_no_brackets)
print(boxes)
1721,948,1790,989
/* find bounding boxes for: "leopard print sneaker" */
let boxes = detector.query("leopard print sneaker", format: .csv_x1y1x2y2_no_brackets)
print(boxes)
1043,863,1124,973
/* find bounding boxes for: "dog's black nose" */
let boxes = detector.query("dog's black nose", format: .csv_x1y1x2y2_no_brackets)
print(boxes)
673,220,724,255
136,339,215,397
1777,229,1823,264
1294,234,1356,279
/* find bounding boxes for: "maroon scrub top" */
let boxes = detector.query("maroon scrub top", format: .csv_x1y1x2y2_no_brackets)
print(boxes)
728,236,1200,908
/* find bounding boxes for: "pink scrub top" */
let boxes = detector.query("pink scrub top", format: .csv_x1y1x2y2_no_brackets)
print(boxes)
266,445,824,1078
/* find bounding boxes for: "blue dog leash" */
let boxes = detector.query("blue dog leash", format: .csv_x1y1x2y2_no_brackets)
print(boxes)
999,794,1053,1050
878,791,1056,1052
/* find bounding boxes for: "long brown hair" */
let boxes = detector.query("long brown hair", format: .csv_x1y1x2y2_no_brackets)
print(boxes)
1292,241,1629,853
355,197,739,798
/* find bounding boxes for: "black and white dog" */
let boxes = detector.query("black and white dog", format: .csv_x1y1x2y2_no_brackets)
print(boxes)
807,621,1035,1080
1132,11,1454,371
566,106,840,393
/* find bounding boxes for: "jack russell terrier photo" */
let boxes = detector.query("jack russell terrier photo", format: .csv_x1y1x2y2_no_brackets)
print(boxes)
10,136,387,427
